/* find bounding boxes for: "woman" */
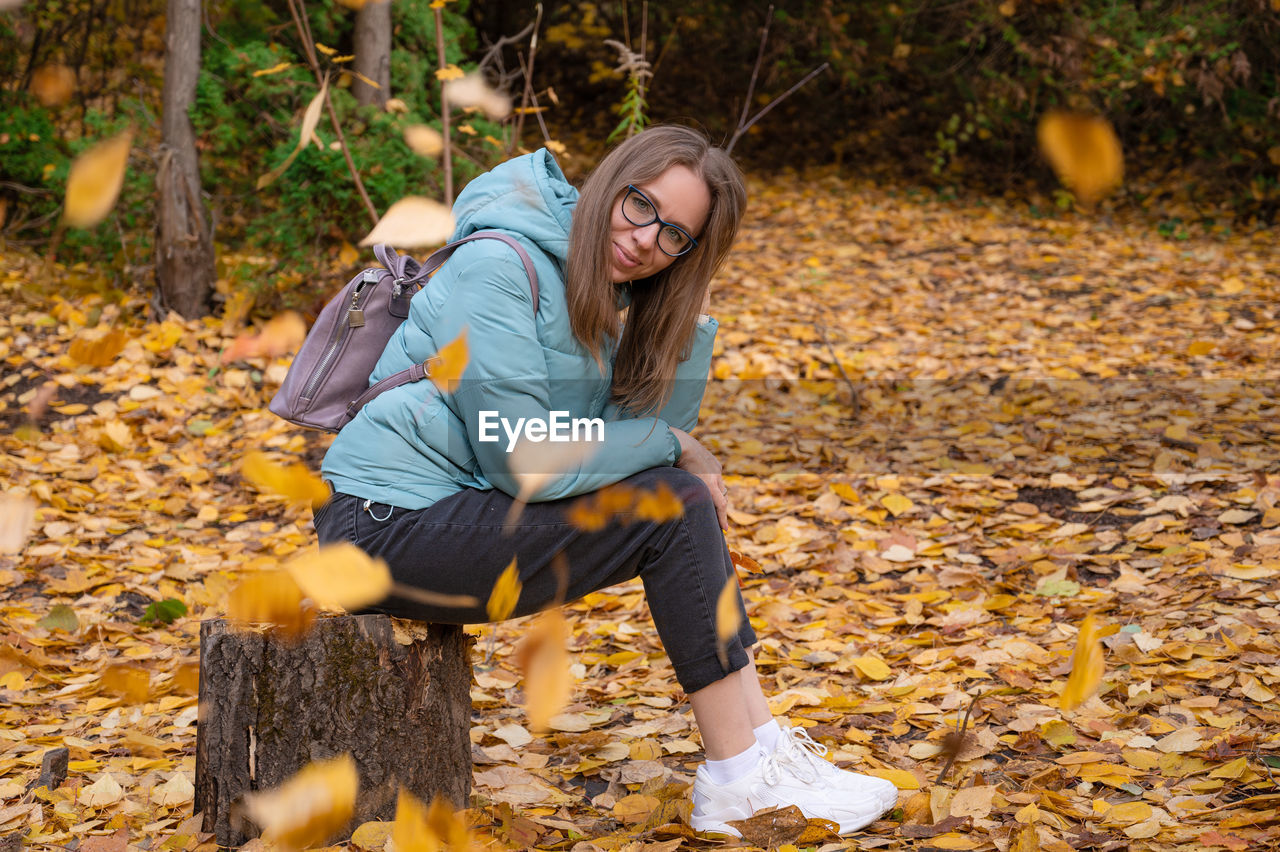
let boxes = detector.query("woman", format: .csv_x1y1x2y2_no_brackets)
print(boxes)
316,125,897,836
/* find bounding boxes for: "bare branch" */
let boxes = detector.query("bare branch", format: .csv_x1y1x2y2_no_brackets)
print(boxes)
514,4,544,152
738,4,774,133
285,0,378,224
433,3,453,206
726,62,829,156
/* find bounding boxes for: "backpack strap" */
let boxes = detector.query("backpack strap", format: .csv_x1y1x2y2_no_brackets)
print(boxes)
344,232,542,420
400,231,540,313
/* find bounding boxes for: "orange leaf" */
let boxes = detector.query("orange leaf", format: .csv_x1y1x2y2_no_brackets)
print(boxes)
428,329,469,393
101,663,150,704
1036,111,1124,203
226,570,315,639
516,610,572,732
1060,614,1105,710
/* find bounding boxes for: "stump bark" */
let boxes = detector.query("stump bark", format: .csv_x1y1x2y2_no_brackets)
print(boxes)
194,616,473,847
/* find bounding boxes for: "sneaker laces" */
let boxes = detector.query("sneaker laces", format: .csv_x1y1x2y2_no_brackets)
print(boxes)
761,725,830,785
785,725,845,777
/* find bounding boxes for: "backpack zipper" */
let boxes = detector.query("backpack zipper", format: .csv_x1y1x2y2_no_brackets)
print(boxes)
300,270,377,401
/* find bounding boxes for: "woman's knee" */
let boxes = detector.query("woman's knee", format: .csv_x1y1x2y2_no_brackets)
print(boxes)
624,466,715,508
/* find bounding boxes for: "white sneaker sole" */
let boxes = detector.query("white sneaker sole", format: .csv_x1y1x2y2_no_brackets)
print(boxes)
690,799,892,837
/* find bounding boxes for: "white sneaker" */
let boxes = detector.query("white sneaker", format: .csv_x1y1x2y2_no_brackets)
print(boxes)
689,729,897,836
774,723,899,813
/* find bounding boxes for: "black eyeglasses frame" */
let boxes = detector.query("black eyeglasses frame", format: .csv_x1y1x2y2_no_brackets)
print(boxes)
620,185,699,258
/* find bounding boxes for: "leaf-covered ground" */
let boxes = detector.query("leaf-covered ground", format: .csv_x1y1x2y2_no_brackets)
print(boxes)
2,173,1279,852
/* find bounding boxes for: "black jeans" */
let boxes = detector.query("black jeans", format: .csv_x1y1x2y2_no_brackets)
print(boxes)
313,466,757,695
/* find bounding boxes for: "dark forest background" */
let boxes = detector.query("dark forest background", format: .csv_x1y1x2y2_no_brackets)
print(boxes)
2,0,1277,313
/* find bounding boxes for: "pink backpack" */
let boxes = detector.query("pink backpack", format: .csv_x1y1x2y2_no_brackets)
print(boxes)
268,232,539,432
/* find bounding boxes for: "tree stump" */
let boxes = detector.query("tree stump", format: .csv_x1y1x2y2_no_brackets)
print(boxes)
194,615,473,847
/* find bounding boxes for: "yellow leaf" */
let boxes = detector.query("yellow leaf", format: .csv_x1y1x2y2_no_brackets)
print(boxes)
391,789,437,852
487,557,521,621
831,482,860,503
223,310,308,362
339,240,360,265
633,482,685,523
315,42,337,56
258,79,328,189
1210,756,1250,779
1220,276,1246,294
881,493,914,516
150,772,195,807
435,64,464,81
613,793,660,824
78,773,125,808
428,329,469,394
715,574,742,670
1104,801,1153,825
98,419,132,453
853,656,892,681
241,450,329,508
226,570,315,638
404,124,444,157
1011,823,1040,852
1060,614,1105,710
1014,802,1040,824
286,542,393,613
442,73,511,120
1186,340,1215,357
866,768,919,789
252,61,295,77
1036,110,1124,203
243,754,359,852
998,0,1016,15
349,820,393,850
359,196,456,249
0,494,37,554
101,663,150,703
64,129,133,227
517,610,572,732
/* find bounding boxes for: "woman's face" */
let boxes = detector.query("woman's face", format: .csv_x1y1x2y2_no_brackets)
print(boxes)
608,164,712,283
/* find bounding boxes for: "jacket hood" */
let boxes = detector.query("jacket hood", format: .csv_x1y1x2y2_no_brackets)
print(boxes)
451,148,576,265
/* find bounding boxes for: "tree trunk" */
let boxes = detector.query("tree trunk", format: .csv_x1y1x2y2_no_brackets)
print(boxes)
194,615,474,847
353,0,391,108
156,0,215,319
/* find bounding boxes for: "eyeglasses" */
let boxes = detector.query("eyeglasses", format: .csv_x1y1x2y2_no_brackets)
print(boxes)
620,185,699,257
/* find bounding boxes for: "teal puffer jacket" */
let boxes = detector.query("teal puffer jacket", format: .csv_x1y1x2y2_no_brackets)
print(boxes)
321,149,717,510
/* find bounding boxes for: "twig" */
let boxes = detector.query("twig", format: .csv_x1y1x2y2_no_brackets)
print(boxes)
433,3,453,206
1182,793,1280,817
726,62,829,155
513,4,543,154
936,690,987,785
638,2,648,103
814,320,861,418
737,5,773,133
650,16,681,78
517,51,553,147
284,0,378,224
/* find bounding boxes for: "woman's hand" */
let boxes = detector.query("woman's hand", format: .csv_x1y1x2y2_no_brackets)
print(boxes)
669,426,728,531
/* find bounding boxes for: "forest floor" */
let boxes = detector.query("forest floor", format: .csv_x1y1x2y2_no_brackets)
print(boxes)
2,170,1279,852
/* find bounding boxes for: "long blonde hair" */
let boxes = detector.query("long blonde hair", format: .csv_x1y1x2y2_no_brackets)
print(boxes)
566,125,747,416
